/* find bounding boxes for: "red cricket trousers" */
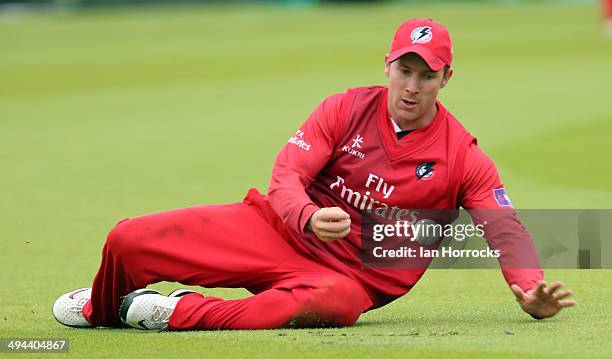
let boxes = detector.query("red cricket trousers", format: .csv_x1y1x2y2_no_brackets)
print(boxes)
81,189,371,330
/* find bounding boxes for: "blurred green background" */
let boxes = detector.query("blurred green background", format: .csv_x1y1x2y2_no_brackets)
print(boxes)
1,1,611,358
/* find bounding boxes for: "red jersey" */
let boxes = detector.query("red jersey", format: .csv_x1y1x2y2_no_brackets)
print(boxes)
267,86,542,309
605,0,612,18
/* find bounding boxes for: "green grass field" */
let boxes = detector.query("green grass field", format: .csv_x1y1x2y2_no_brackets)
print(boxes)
1,2,611,358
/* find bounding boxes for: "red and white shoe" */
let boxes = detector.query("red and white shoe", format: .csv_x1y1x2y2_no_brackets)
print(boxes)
167,288,197,298
119,289,182,330
52,288,93,328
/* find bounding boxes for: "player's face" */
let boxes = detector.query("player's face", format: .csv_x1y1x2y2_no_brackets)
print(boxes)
384,53,451,129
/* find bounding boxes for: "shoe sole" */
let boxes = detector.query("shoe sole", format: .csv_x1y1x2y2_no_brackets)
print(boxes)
118,289,160,325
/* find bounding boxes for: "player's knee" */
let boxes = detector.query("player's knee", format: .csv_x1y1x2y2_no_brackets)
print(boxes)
320,276,366,326
295,274,367,327
104,219,140,259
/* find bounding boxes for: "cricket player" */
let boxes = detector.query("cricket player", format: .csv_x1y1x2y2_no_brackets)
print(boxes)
52,18,575,331
605,0,612,35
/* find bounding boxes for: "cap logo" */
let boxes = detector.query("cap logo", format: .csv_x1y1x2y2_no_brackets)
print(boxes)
410,26,432,44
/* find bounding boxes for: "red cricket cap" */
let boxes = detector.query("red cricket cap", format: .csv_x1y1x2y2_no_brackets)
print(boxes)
387,18,453,71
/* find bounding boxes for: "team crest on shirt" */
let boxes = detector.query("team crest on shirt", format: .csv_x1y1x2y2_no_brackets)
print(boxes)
411,26,433,44
493,188,512,207
416,161,436,180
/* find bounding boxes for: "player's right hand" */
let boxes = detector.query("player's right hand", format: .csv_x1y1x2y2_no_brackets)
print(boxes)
307,207,351,242
511,280,576,319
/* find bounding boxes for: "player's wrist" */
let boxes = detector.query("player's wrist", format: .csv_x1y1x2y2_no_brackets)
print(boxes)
299,204,321,235
305,218,314,233
305,209,320,233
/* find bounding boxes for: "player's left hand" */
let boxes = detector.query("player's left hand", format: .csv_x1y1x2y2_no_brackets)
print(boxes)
511,280,576,319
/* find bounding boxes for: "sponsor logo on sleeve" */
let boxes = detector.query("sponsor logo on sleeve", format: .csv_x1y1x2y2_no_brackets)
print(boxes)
287,130,312,151
493,188,512,207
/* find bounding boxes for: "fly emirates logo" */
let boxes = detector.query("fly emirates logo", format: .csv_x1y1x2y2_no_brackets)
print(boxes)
287,130,311,151
329,173,418,222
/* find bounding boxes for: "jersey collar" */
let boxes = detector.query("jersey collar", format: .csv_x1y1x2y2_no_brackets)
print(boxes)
377,87,447,161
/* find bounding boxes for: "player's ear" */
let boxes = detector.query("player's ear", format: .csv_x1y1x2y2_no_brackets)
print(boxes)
384,55,390,78
440,67,453,88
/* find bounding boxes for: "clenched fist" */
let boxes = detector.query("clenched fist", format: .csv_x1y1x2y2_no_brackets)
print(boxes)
306,207,351,242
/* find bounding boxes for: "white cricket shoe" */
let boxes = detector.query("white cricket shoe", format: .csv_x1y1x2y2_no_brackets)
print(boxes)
52,288,93,328
167,288,197,298
119,289,181,330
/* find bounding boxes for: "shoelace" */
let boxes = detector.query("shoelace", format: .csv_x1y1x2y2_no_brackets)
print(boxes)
151,306,173,324
68,297,89,314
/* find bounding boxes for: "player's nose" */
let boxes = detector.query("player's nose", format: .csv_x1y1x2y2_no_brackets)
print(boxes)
404,77,420,94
